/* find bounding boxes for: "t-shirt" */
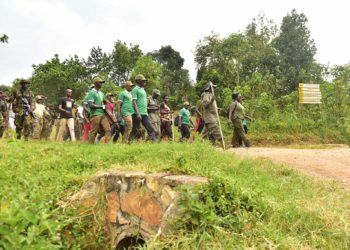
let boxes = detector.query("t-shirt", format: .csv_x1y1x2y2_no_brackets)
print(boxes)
86,88,106,117
179,107,191,125
106,101,114,113
131,86,147,116
230,101,245,120
118,90,134,116
34,103,48,118
59,97,74,119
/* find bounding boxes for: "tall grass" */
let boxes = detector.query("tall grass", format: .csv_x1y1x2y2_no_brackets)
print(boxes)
0,139,349,249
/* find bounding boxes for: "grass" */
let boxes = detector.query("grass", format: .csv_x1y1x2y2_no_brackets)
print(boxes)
0,139,349,249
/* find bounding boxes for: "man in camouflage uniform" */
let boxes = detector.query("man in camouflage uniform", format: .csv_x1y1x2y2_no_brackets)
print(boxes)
200,82,222,144
0,91,8,138
147,89,161,139
11,79,34,140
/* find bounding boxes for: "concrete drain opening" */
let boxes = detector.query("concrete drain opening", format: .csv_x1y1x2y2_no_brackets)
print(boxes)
66,170,207,248
115,235,145,250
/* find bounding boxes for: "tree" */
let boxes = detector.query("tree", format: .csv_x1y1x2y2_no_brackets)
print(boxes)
130,55,163,93
150,45,193,99
31,54,89,103
84,46,111,76
110,41,143,85
0,34,8,43
273,9,317,93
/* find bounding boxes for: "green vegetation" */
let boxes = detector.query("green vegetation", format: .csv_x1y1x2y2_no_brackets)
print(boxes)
1,140,349,249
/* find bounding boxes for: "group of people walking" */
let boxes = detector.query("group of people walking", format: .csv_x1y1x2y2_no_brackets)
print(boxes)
0,74,251,148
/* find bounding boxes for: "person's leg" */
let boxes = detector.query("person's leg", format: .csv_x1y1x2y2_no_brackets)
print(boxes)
89,116,101,144
14,114,23,139
166,121,173,140
122,115,132,143
67,118,76,142
32,117,41,139
56,118,68,142
83,122,91,142
141,115,156,141
129,114,140,141
100,115,111,143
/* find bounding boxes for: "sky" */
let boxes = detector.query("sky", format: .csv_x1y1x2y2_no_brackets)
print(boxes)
0,0,349,85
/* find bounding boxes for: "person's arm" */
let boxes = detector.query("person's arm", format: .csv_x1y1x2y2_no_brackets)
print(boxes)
228,102,237,123
132,89,141,120
117,100,122,121
58,99,68,114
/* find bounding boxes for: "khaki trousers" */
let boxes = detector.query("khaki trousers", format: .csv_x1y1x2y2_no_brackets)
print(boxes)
32,117,43,139
122,115,132,143
56,118,75,142
89,115,111,144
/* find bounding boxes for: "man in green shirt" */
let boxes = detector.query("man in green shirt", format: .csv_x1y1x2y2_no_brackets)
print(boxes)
178,101,194,141
86,76,111,144
117,81,135,143
129,74,156,142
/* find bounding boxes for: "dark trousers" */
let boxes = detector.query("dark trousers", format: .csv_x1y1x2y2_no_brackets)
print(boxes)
130,114,156,141
161,121,173,140
180,124,190,141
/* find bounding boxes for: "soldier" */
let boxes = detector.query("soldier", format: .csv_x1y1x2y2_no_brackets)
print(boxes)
129,74,156,142
32,95,49,139
117,81,134,143
86,76,111,144
0,91,8,138
11,79,34,141
228,93,251,147
178,101,194,142
160,95,173,141
56,89,75,142
147,89,161,139
200,82,222,144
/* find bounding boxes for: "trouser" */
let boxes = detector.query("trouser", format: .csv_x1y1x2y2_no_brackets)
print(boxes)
232,119,250,147
32,117,44,139
56,118,75,142
122,115,132,143
14,114,31,140
180,124,190,141
130,114,156,141
161,120,173,140
89,115,111,144
83,122,91,142
202,122,222,144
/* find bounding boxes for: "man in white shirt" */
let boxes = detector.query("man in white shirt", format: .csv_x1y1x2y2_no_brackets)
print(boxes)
32,95,49,139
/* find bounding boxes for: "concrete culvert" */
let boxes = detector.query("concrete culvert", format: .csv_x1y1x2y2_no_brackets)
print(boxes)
66,170,207,248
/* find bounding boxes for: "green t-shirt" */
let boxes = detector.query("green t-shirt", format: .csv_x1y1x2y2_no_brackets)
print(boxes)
86,88,106,117
118,90,134,116
131,86,148,116
179,108,191,125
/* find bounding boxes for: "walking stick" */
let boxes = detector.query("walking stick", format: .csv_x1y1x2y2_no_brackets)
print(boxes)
171,114,175,142
209,82,226,150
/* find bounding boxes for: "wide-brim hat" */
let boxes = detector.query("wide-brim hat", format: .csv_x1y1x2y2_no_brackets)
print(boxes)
204,81,217,91
20,79,30,84
152,89,160,95
93,76,105,84
135,74,147,81
124,81,135,88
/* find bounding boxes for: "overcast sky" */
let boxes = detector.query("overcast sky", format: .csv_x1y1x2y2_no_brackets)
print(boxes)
0,0,349,85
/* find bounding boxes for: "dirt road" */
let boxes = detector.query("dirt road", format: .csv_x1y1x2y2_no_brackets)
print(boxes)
230,147,350,188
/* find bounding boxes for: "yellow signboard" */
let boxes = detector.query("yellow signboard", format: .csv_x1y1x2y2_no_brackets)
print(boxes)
298,83,322,104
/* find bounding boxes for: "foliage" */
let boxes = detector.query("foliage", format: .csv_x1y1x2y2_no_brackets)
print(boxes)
0,34,8,43
30,54,89,104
